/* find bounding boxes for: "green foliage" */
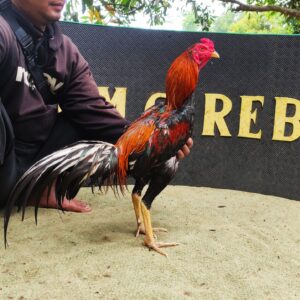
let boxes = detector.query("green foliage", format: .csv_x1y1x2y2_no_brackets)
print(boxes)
185,0,215,31
210,11,293,34
64,0,214,30
63,0,300,33
240,0,300,33
64,0,173,25
230,12,293,34
210,11,237,32
182,12,201,31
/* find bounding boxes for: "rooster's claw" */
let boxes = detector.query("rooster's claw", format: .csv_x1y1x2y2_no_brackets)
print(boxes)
144,240,179,256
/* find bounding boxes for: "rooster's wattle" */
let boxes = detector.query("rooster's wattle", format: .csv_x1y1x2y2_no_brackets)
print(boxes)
4,38,219,256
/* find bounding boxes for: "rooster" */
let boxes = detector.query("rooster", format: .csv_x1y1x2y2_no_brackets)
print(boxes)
4,38,219,256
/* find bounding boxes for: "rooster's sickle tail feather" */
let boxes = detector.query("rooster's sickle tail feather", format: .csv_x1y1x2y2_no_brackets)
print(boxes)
4,141,121,246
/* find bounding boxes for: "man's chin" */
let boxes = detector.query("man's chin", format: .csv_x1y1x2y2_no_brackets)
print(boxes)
47,13,62,23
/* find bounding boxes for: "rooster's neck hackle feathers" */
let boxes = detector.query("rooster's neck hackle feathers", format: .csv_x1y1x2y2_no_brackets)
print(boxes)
165,38,216,111
165,51,199,111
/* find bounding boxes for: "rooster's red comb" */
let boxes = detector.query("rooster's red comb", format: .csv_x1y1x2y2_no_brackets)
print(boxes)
199,38,215,50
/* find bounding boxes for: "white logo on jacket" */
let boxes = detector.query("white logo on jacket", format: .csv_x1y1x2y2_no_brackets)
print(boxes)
15,66,30,86
15,67,64,94
43,73,64,94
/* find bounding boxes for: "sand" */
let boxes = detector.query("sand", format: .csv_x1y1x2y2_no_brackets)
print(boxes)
1,186,300,300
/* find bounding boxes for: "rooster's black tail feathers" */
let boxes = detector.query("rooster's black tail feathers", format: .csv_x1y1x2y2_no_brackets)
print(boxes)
4,141,120,246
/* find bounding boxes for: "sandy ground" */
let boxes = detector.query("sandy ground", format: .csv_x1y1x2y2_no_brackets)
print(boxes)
0,186,300,300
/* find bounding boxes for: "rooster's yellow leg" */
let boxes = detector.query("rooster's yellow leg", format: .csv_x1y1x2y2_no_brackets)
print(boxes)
132,193,145,237
132,193,168,238
140,202,179,256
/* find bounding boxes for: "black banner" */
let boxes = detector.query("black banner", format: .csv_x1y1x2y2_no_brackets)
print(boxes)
60,22,300,201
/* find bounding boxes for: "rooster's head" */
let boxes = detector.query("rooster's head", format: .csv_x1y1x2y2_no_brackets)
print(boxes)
189,38,220,70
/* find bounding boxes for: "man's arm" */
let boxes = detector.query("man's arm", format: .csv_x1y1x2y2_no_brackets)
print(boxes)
59,38,128,144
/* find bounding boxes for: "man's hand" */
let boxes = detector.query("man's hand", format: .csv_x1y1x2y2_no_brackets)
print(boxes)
177,137,193,160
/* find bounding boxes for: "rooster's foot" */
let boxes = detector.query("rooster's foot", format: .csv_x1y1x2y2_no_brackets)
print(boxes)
135,223,168,238
144,239,179,256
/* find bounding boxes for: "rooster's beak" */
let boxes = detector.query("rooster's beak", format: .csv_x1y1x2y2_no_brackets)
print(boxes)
211,51,220,59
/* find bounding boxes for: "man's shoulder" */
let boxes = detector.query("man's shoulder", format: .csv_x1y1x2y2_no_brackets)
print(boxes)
61,33,78,49
58,33,82,59
55,22,82,55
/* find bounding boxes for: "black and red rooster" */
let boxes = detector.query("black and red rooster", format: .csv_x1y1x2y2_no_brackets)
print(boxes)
4,38,219,256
